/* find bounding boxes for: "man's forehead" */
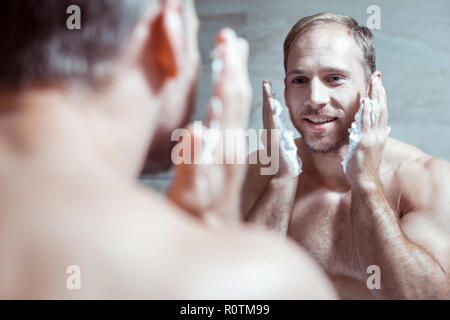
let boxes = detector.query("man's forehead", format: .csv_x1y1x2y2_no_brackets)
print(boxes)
287,24,361,71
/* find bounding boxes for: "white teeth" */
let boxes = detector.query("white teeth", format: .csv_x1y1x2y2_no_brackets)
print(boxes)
307,117,335,123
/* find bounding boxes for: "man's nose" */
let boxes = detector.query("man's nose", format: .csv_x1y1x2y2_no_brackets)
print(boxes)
306,78,330,109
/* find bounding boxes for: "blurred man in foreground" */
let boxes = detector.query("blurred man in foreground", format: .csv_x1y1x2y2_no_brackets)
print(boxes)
0,0,335,299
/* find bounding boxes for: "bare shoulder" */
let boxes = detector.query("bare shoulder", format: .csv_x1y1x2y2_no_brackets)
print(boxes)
79,191,337,299
382,137,431,170
0,181,335,299
382,138,450,213
0,183,205,299
383,139,450,276
97,187,336,299
176,226,337,299
125,190,337,299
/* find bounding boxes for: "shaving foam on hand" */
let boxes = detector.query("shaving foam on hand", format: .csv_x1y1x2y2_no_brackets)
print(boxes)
341,98,374,173
265,85,302,176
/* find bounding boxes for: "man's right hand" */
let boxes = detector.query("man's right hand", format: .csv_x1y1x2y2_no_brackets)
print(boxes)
242,81,301,234
167,28,252,227
261,80,301,178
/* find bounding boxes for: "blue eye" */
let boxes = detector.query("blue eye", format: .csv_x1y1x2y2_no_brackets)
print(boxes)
329,75,343,82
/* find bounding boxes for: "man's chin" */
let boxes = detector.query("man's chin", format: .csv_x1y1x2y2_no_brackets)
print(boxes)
303,136,349,154
140,142,176,176
140,158,173,176
296,125,348,153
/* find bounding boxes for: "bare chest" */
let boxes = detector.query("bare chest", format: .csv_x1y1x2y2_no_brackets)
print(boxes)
287,191,365,282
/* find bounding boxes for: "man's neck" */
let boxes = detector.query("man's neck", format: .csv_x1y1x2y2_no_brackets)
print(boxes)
0,87,144,182
298,139,351,192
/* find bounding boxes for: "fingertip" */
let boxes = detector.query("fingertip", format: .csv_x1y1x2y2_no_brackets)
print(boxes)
238,38,250,65
216,28,236,44
263,82,272,98
239,37,249,52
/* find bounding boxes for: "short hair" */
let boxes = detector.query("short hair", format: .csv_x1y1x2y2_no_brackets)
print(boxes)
283,12,376,84
0,0,154,88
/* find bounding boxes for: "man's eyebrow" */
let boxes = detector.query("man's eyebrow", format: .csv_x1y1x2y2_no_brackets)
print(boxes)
286,67,352,77
286,69,305,77
321,67,352,76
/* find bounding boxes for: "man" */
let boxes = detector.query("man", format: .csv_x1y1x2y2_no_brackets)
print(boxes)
0,0,336,299
242,13,450,299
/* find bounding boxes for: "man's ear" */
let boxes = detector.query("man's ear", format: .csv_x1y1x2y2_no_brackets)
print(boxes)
143,0,183,90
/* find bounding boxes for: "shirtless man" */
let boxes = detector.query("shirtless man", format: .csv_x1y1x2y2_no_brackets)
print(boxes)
0,1,335,299
242,13,450,299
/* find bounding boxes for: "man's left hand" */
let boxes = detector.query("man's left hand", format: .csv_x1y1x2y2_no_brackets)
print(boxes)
346,72,391,188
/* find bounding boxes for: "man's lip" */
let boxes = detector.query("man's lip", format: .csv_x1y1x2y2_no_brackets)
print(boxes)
303,115,337,120
303,116,338,131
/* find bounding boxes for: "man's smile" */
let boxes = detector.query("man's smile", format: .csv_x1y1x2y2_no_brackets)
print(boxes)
303,115,338,131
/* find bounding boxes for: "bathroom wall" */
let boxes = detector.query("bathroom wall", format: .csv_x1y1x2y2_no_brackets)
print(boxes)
142,0,450,191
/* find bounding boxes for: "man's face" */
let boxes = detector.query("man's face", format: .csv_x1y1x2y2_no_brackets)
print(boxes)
284,24,367,153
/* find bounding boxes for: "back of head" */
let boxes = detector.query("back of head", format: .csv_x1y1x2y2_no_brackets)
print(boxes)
0,0,154,89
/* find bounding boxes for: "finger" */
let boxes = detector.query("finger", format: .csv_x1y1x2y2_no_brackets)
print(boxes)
215,28,237,79
361,98,372,132
263,79,274,100
368,71,381,99
377,77,389,129
213,29,251,130
370,99,380,127
369,72,384,127
205,96,223,128
262,80,278,130
237,37,249,72
183,0,199,56
368,76,375,100
262,81,275,119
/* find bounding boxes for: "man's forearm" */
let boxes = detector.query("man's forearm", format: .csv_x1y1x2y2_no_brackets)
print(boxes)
245,176,298,235
350,182,449,299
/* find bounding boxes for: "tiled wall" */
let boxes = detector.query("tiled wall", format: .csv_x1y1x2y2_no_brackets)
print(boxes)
142,0,450,192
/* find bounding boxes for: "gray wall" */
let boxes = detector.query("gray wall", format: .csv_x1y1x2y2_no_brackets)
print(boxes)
142,0,450,191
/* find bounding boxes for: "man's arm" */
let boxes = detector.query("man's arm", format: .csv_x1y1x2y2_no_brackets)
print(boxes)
346,73,449,299
350,157,450,299
242,81,300,234
243,157,298,235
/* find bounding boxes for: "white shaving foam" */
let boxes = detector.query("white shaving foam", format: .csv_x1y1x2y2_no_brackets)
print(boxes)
341,98,374,173
267,92,302,176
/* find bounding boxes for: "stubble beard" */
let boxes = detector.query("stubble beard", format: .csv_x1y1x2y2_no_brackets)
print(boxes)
296,120,350,154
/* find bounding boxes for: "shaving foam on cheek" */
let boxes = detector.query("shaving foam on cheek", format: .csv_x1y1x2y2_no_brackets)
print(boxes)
266,89,302,175
341,98,374,173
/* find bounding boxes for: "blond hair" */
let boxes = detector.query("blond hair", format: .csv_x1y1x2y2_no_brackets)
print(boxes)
283,12,376,84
